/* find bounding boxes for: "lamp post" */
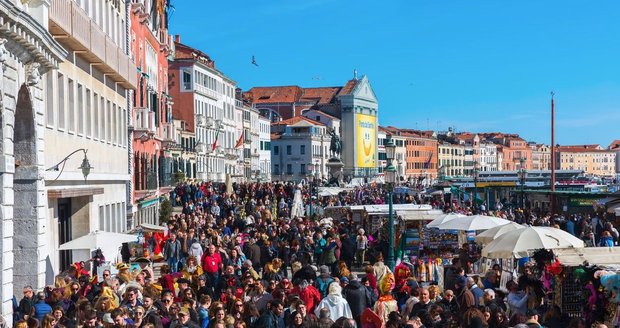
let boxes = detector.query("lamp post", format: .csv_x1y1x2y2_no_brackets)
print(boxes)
46,148,93,182
473,161,479,211
307,163,315,218
384,137,397,271
519,157,527,209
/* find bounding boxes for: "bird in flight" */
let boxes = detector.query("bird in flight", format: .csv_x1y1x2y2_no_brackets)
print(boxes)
251,55,259,66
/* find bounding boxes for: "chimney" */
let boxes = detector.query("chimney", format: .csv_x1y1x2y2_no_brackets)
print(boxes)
175,35,180,43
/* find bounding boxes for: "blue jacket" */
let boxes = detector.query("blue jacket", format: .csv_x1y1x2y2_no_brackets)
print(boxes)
34,300,52,322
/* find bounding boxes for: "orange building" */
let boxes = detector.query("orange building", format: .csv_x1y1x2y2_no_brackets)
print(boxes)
480,133,532,170
382,127,437,182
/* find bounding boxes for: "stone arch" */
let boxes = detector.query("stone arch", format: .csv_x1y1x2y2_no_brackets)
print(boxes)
13,83,42,292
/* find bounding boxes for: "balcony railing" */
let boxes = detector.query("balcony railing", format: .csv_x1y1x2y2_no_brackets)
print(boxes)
134,107,156,135
163,123,177,142
49,0,136,90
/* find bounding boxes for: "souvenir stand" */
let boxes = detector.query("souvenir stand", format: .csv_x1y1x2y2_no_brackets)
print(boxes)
128,223,167,264
398,209,452,285
550,247,620,325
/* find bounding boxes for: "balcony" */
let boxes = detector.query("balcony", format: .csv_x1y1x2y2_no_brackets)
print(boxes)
195,84,220,100
162,123,177,142
134,107,156,136
49,0,136,90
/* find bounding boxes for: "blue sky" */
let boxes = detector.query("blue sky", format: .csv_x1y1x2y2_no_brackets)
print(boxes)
169,0,619,146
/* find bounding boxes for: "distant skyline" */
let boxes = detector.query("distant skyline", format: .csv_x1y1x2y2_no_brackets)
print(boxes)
169,0,619,147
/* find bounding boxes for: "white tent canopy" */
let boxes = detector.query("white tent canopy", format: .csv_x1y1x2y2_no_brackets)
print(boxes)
436,215,511,231
482,226,585,259
554,247,620,267
427,213,466,228
128,223,166,234
475,222,524,244
58,230,137,260
398,209,445,222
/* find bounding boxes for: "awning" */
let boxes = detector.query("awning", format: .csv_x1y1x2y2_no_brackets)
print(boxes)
554,247,620,267
397,209,445,221
48,187,104,199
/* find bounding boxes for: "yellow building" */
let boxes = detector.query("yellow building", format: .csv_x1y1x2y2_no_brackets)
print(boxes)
556,145,617,177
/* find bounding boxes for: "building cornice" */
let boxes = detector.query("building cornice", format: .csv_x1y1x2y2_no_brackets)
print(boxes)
0,0,67,72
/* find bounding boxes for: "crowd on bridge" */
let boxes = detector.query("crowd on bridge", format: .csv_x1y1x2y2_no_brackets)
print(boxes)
11,180,618,328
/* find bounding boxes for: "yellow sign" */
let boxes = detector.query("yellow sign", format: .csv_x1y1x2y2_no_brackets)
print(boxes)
356,113,376,168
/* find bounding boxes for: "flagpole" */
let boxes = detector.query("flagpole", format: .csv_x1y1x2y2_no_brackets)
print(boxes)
550,92,555,216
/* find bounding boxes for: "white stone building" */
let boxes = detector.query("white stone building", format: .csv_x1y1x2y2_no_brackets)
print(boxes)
258,115,271,182
44,0,136,283
170,40,240,183
270,116,331,182
479,142,499,172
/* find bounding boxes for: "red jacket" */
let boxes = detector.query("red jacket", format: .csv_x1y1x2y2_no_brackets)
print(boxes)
290,285,321,313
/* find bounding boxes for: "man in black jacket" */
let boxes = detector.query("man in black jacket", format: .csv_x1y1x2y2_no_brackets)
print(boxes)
342,274,371,328
255,300,284,328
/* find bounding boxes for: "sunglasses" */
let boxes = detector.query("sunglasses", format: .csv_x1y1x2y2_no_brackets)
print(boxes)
135,312,144,316
236,304,243,307
163,299,172,303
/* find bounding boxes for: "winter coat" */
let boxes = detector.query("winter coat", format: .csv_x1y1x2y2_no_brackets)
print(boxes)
313,294,353,322
342,280,372,320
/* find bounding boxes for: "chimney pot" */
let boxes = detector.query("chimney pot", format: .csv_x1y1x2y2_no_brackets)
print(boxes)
175,35,180,43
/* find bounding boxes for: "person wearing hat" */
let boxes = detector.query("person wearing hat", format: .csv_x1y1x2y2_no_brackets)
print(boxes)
342,273,372,328
169,306,199,328
315,266,335,299
455,275,475,318
525,309,542,328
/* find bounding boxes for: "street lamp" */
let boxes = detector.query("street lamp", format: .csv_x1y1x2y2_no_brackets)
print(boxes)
307,163,315,218
473,161,479,211
384,137,397,271
46,148,93,182
519,157,527,209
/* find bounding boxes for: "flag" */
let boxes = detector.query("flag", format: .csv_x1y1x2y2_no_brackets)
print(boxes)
235,130,244,149
424,153,433,169
212,129,219,152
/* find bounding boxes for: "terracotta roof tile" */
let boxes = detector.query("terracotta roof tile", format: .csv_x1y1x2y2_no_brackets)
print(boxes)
338,79,358,96
300,87,340,104
271,115,325,127
609,140,620,150
243,86,303,104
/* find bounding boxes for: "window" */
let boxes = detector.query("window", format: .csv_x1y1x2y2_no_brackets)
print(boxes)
99,97,105,142
85,89,91,137
300,164,306,174
273,164,279,175
286,164,292,174
46,72,54,126
182,70,192,90
68,79,75,132
300,145,305,155
106,101,111,142
99,205,105,231
77,84,84,134
274,146,279,155
286,145,292,155
57,73,65,130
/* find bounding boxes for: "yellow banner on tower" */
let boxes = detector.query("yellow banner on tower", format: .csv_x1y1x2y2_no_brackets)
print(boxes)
356,113,376,168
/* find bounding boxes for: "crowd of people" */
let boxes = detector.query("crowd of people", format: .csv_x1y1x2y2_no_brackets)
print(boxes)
11,180,618,328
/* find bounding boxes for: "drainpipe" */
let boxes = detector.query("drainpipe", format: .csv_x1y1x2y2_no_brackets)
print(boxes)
125,0,134,230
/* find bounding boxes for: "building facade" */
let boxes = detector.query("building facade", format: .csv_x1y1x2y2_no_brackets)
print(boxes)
45,0,136,295
168,37,242,183
129,0,175,227
437,142,465,178
479,142,499,172
530,143,551,171
270,117,330,182
245,73,379,180
0,0,67,320
258,115,271,182
556,145,617,177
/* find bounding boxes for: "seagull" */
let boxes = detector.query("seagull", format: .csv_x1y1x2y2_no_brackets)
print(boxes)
312,75,321,80
251,55,259,67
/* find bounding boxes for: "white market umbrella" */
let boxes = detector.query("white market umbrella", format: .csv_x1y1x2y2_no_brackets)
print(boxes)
482,226,585,259
426,213,466,228
475,222,524,244
58,230,137,259
436,214,511,231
